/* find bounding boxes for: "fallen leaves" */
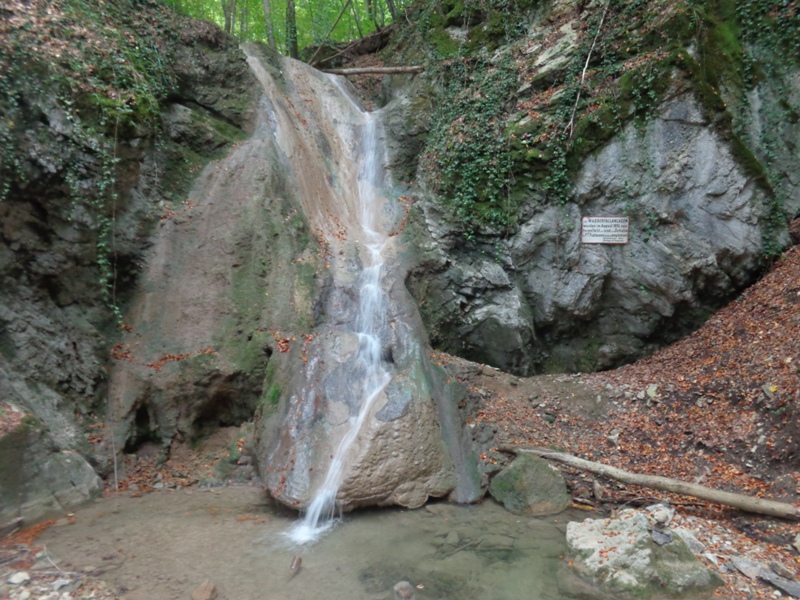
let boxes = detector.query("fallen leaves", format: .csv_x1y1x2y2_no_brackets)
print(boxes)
460,239,800,599
146,345,215,372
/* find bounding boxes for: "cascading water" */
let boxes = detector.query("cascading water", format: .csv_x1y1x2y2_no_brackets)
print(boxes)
286,93,392,545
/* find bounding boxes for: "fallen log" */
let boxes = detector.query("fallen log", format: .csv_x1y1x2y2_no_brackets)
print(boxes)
321,66,424,75
497,444,800,520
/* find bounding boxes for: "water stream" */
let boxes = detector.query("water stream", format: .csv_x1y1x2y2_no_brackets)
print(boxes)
287,84,393,544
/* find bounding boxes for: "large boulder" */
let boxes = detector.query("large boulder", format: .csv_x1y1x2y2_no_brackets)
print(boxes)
247,53,480,511
488,455,570,516
0,406,102,526
563,509,723,599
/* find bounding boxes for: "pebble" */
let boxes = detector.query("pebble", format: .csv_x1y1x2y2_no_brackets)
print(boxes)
8,572,31,585
192,579,218,600
52,579,71,591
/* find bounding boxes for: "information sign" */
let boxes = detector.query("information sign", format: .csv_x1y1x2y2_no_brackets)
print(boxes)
581,216,629,244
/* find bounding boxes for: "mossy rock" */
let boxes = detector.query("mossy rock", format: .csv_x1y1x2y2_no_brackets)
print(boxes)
488,454,570,516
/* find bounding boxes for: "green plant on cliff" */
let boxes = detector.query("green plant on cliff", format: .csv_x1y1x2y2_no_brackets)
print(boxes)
421,54,520,231
409,0,797,253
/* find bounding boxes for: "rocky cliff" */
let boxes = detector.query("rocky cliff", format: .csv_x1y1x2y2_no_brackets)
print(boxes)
381,0,799,374
0,0,256,523
2,0,798,522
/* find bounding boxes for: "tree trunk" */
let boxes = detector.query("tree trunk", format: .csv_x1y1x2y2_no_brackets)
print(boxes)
222,0,236,34
239,1,247,39
222,0,231,33
262,0,276,50
385,0,397,21
308,0,354,66
349,0,363,37
365,0,380,30
498,444,800,520
322,66,424,75
286,0,299,59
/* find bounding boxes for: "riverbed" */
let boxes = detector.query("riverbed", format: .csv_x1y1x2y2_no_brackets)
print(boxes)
38,487,584,600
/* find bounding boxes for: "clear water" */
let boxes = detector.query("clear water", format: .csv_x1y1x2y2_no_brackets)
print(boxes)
39,487,583,600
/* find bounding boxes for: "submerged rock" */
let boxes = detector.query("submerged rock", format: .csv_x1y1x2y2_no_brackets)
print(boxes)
564,509,723,599
488,455,570,516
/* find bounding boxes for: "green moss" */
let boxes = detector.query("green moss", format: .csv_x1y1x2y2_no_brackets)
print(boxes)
465,12,508,51
444,0,466,25
428,27,461,58
575,336,600,373
259,359,283,416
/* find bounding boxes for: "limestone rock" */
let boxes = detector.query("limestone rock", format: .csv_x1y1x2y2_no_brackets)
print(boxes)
191,580,218,600
488,455,570,516
0,420,103,524
759,568,800,598
393,581,415,600
243,55,474,510
406,91,792,374
8,572,30,585
565,509,723,599
0,12,255,508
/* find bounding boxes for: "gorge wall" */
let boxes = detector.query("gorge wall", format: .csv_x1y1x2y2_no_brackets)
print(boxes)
0,2,257,522
381,0,799,375
2,0,798,522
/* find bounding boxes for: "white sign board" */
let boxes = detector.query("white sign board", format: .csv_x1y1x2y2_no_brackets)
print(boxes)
581,216,629,244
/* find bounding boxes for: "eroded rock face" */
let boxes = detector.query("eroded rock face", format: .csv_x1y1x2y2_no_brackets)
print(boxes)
0,15,256,519
0,414,103,525
407,93,789,374
242,51,480,510
564,509,723,599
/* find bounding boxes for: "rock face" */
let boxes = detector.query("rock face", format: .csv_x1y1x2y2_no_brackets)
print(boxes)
407,92,790,374
564,509,723,599
0,411,103,526
488,455,570,516
0,9,256,520
389,0,799,376
241,49,481,510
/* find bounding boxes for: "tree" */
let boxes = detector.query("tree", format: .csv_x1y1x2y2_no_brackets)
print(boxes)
222,0,236,33
262,0,276,49
286,0,299,58
385,0,397,21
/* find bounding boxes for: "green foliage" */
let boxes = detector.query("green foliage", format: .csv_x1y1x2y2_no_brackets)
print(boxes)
160,0,417,55
421,55,520,230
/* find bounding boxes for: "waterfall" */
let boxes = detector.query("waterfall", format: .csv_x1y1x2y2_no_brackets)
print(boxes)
286,91,391,545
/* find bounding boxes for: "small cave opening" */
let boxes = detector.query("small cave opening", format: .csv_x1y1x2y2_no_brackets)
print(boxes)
124,403,161,453
190,374,258,443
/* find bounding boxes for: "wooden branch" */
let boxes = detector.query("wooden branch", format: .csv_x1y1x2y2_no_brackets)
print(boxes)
314,38,360,67
564,0,611,139
322,66,424,75
498,444,800,520
307,0,354,66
